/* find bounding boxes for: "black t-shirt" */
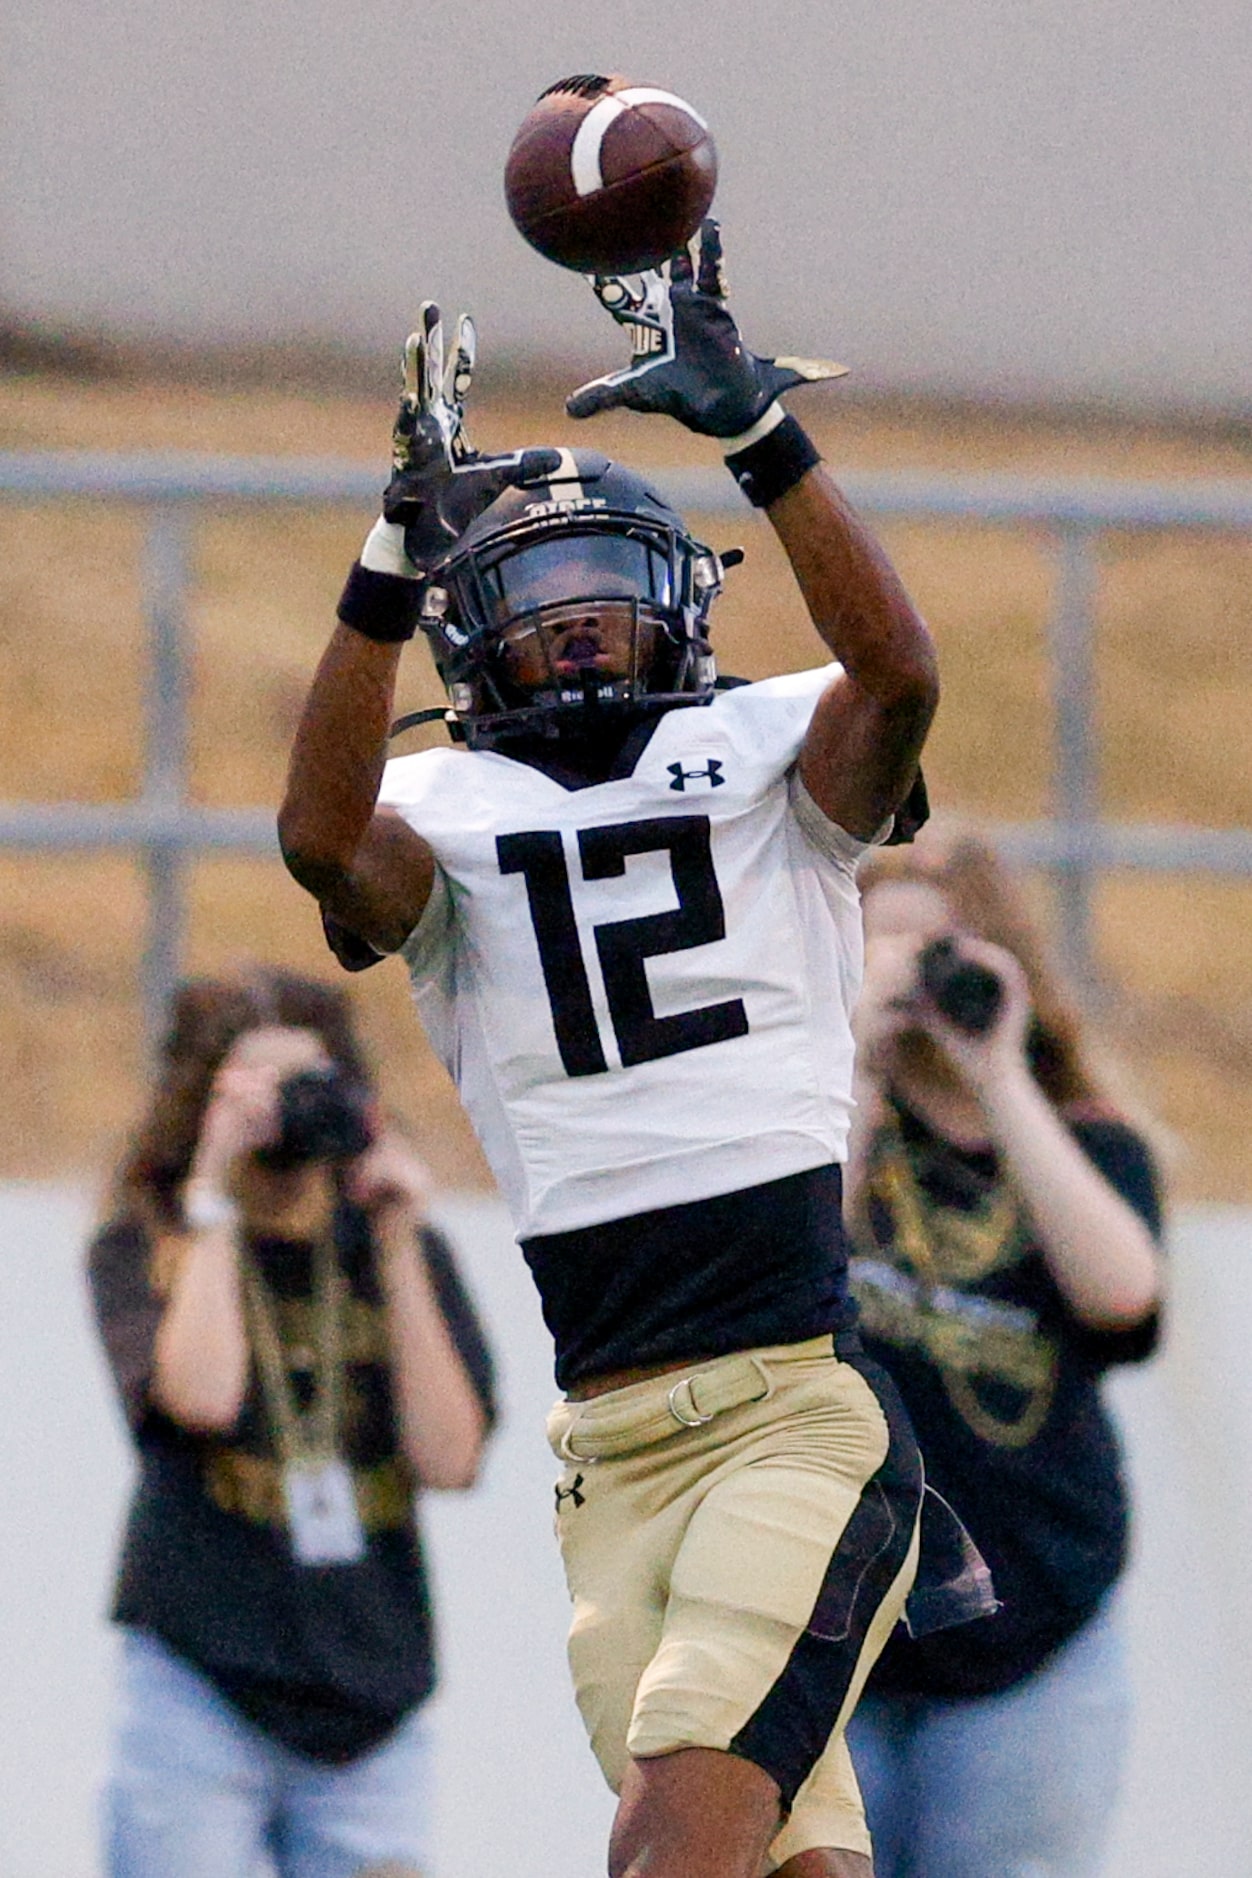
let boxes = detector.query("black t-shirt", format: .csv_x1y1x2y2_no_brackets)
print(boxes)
850,1100,1162,1698
88,1201,496,1762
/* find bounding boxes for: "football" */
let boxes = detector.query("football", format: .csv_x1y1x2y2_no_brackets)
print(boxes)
504,73,718,275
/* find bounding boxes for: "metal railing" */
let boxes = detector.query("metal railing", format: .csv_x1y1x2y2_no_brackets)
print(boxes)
3,450,1251,1042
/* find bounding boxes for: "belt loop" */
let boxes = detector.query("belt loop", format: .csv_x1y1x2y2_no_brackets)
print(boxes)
748,1353,774,1401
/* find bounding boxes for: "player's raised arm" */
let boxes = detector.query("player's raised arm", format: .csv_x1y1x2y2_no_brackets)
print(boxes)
280,306,557,959
566,219,939,840
281,624,433,959
765,466,938,842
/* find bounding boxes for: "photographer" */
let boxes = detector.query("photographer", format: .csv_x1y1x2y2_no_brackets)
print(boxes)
842,825,1164,1878
87,967,495,1878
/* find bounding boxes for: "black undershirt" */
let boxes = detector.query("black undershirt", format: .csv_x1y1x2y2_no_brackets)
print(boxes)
491,711,664,788
522,1162,857,1391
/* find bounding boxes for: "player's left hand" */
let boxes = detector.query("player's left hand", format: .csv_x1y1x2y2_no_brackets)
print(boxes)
360,302,558,581
565,219,848,439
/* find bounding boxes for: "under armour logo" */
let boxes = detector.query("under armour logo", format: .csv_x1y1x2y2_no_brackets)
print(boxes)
555,1474,586,1511
667,759,725,792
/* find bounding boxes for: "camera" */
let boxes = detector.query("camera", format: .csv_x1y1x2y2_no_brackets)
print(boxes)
255,1067,375,1170
917,937,1004,1036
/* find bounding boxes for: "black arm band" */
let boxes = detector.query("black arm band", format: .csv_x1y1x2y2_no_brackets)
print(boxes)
321,908,387,973
336,562,420,643
724,415,821,508
884,768,931,845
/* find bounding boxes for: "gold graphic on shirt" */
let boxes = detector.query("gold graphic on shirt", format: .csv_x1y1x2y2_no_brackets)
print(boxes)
854,1124,1059,1448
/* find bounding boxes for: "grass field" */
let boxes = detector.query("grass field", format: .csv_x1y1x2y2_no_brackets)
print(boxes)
1,363,1249,1201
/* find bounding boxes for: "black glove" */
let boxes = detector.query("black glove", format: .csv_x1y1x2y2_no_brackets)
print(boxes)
340,303,558,640
565,219,847,440
378,302,557,573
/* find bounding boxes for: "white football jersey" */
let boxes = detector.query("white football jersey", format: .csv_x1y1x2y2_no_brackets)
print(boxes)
378,666,881,1238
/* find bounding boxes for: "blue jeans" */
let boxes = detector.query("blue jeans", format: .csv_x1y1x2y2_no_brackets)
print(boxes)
104,1629,433,1878
846,1598,1131,1878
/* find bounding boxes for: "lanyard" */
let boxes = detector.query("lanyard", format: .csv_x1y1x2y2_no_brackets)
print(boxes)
242,1233,348,1466
873,1114,1024,1287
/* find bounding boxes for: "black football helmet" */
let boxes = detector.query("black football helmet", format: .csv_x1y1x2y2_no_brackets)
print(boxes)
415,449,735,748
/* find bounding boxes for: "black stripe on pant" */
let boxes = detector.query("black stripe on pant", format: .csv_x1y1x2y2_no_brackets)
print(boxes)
728,1356,923,1809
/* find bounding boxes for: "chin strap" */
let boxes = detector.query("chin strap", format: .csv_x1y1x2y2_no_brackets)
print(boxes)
389,706,460,740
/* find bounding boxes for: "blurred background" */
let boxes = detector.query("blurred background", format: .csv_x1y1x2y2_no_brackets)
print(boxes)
1,3,1249,1875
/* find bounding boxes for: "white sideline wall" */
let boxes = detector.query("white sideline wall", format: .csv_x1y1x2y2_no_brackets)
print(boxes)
1,1185,1249,1878
3,0,1250,414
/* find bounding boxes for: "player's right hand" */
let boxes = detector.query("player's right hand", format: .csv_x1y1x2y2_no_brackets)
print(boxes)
361,302,558,582
566,219,848,440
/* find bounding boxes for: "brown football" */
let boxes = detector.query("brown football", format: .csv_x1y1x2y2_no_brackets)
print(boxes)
504,73,718,275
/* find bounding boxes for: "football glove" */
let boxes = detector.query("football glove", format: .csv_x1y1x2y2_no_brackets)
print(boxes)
358,302,558,582
565,219,848,442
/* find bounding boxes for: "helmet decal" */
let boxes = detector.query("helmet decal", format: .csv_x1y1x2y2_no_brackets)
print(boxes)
520,449,610,520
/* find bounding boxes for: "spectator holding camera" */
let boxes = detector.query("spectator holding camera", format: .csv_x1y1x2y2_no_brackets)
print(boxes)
87,966,495,1878
842,824,1165,1878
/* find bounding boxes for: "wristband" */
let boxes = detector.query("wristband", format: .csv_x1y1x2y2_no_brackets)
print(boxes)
337,562,421,643
183,1184,242,1235
724,413,820,509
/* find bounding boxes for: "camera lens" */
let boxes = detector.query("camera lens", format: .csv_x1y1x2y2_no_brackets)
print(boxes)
917,938,1003,1035
254,1068,375,1169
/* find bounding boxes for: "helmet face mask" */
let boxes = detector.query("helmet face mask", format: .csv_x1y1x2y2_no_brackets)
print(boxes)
418,452,728,748
496,598,660,695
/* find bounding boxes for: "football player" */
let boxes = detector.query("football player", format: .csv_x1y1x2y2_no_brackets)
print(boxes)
280,221,943,1878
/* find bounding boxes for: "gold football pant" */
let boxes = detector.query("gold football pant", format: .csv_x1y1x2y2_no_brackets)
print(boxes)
546,1334,922,1864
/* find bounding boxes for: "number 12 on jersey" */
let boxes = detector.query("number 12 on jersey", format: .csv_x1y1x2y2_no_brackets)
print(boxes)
497,815,749,1077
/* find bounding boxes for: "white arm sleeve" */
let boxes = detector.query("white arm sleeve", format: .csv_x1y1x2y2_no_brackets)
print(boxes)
399,862,455,986
787,769,894,871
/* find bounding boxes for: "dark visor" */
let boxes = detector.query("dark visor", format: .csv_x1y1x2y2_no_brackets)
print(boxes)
481,531,676,622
